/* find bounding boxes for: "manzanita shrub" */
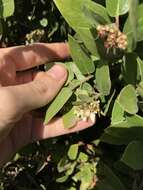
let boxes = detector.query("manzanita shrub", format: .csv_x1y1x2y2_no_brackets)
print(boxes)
1,0,143,189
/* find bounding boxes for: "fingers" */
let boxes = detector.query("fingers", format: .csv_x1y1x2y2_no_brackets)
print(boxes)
0,65,67,119
32,117,94,142
3,43,70,71
16,69,38,84
0,116,94,166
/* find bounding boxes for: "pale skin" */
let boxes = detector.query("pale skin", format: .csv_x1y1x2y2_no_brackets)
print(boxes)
0,43,93,166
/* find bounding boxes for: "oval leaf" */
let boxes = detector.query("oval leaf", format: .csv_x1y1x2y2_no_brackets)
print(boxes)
106,0,129,17
96,162,127,190
68,144,79,160
128,0,139,49
54,0,110,29
68,35,95,74
95,60,111,96
44,87,73,124
124,4,143,51
104,114,143,145
122,53,138,86
0,0,15,18
137,57,143,82
54,0,102,57
82,3,111,26
121,141,143,170
117,85,138,114
111,100,125,125
63,107,77,129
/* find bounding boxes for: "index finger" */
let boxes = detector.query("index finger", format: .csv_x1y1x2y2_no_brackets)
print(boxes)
2,43,70,71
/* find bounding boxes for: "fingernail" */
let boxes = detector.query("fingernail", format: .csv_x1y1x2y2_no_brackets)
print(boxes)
48,64,67,81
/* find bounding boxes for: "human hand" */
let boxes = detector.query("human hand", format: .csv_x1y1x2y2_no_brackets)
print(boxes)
0,43,93,165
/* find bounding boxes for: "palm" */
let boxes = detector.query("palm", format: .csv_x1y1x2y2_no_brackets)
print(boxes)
0,43,92,164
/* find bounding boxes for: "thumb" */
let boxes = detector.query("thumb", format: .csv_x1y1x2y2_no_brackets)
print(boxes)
2,65,67,116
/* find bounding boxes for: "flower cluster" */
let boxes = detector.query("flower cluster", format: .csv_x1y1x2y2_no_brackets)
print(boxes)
97,24,128,51
74,99,100,123
25,29,45,44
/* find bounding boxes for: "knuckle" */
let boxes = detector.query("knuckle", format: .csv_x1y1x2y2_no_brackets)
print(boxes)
32,75,59,103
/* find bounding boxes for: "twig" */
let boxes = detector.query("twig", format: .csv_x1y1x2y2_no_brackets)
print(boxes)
70,75,94,91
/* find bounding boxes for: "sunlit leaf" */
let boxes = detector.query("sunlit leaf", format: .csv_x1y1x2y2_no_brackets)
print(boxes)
78,152,88,162
128,0,139,49
117,85,138,114
103,114,143,145
44,87,73,124
137,81,143,99
124,3,143,51
64,62,75,85
106,0,129,17
54,0,103,57
68,144,79,160
68,35,95,74
63,107,77,129
56,175,69,183
0,0,15,18
111,100,125,125
83,5,110,27
95,60,111,96
137,57,143,82
69,62,85,81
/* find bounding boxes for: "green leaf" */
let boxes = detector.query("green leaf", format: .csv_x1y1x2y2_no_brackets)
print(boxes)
68,35,95,74
73,163,94,190
128,0,139,49
0,0,15,18
111,100,125,125
103,114,143,145
137,57,143,82
78,152,88,162
121,141,143,170
66,162,76,176
68,144,79,160
81,82,94,94
56,175,69,183
95,60,111,96
83,1,111,24
69,62,85,81
137,81,143,99
103,90,116,116
44,87,73,124
54,0,101,57
101,132,128,145
83,5,110,27
54,0,110,29
54,0,90,29
64,62,75,85
63,107,77,129
124,3,143,51
57,156,71,173
77,27,99,57
106,0,129,17
96,162,127,190
122,53,138,85
117,85,138,114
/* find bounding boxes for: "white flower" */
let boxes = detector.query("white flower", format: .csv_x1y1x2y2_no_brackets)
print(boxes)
90,113,96,123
